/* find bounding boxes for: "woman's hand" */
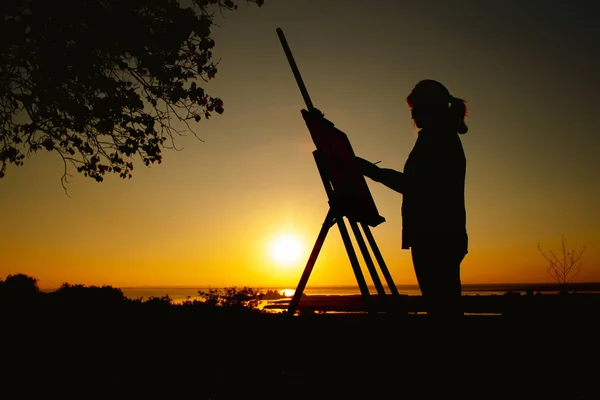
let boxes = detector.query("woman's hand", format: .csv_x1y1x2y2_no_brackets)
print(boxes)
355,156,381,180
355,156,404,194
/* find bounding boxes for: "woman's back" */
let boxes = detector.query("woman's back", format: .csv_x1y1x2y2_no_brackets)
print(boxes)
401,127,467,252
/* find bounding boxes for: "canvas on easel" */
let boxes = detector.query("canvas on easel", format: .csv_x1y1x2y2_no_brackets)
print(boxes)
302,109,385,228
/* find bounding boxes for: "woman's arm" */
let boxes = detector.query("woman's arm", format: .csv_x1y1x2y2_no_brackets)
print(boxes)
355,157,404,194
375,167,404,193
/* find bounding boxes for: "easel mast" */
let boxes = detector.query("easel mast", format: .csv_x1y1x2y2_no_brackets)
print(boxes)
276,28,400,315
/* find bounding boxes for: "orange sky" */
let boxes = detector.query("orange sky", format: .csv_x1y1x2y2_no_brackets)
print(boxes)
1,1,599,289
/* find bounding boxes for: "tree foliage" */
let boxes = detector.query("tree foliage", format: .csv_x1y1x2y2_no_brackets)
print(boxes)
197,286,264,311
0,0,263,187
56,282,127,304
0,273,39,302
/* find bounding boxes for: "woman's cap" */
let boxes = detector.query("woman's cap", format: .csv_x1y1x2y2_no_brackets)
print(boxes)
406,79,451,108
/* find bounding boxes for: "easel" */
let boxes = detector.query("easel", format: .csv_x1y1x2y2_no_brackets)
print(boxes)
276,28,401,315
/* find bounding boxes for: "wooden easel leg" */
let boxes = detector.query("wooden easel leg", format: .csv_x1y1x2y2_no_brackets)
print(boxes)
287,209,336,315
335,216,373,314
361,223,401,298
348,220,386,299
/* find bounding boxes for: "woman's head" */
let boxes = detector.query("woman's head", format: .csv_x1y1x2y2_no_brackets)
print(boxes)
406,80,468,134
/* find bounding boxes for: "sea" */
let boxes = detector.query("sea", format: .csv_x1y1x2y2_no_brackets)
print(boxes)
110,283,599,304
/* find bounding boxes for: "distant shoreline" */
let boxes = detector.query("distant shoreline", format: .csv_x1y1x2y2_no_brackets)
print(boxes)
37,282,600,306
41,282,600,292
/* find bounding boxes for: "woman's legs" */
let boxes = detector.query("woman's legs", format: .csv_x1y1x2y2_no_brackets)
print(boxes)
411,244,465,319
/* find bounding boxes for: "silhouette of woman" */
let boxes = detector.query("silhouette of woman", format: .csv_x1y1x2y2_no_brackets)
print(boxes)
356,79,468,319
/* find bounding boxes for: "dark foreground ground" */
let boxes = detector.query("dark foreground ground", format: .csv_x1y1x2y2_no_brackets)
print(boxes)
2,295,599,400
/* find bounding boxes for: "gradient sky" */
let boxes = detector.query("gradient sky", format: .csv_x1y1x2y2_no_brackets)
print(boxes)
1,0,599,289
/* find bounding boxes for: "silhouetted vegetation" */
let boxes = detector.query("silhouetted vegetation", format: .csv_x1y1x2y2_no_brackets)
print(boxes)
262,289,289,300
52,282,128,309
197,286,264,310
1,273,39,295
1,272,598,397
538,235,586,292
0,273,39,306
0,0,263,187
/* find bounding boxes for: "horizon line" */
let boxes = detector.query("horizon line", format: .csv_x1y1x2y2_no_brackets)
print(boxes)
39,281,600,290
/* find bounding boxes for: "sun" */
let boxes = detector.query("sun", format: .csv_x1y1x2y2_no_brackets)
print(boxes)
269,234,304,266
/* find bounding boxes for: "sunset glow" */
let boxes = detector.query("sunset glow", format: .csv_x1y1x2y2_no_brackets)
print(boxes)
269,234,304,266
0,1,598,289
